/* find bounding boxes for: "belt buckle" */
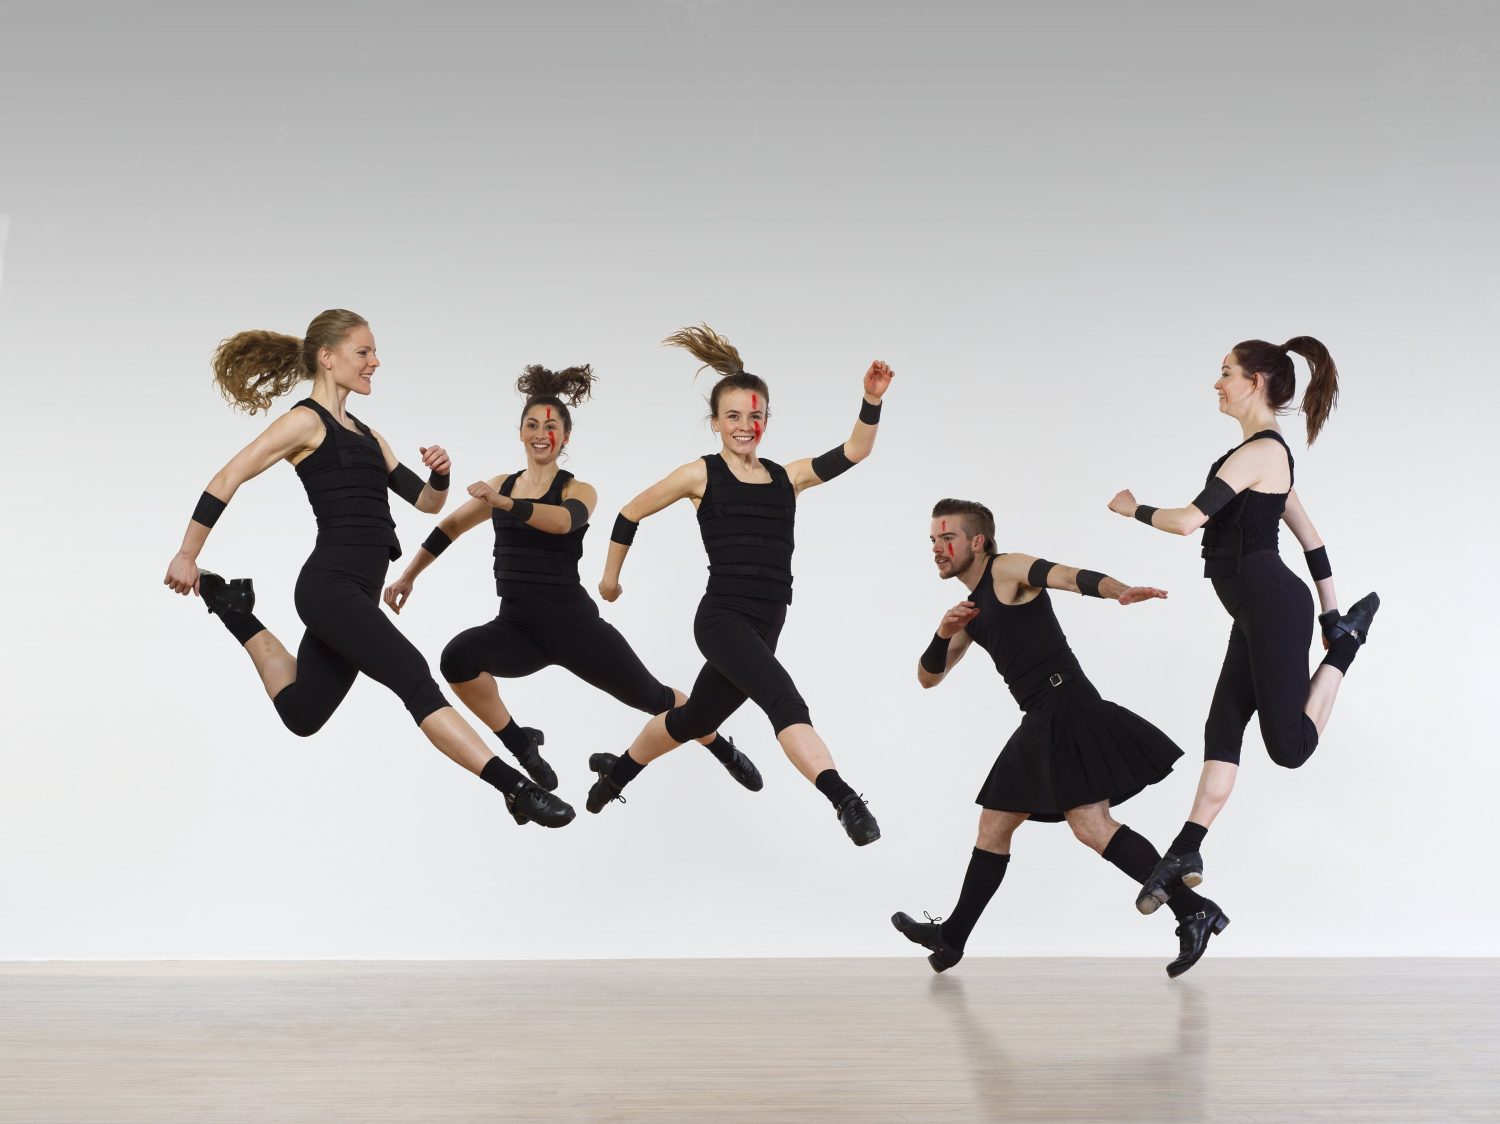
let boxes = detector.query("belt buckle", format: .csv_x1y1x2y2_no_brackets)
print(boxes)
1048,672,1063,687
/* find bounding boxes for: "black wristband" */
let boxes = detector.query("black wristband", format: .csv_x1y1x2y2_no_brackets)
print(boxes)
1134,505,1158,526
1027,558,1057,588
421,527,452,557
611,513,638,545
1304,546,1332,581
1076,569,1106,598
508,498,535,522
920,632,950,674
191,491,226,529
859,398,882,425
428,470,449,491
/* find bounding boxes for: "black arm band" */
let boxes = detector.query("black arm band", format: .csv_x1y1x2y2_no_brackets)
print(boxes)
1190,477,1237,518
191,491,226,529
563,499,589,532
611,513,638,545
1027,558,1057,588
508,498,534,522
388,464,425,505
920,632,950,674
421,527,452,557
1304,547,1332,581
811,444,856,482
1134,505,1158,526
428,470,449,491
859,398,882,425
1076,569,1107,598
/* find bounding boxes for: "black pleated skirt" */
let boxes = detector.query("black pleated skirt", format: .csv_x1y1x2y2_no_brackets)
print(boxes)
975,677,1183,822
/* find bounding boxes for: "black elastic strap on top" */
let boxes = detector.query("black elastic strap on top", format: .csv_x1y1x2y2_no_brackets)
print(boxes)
389,464,425,505
1027,558,1057,588
422,527,452,557
562,498,589,531
192,491,226,529
811,444,855,482
1191,477,1237,518
1134,505,1158,526
428,470,450,491
1076,569,1106,598
611,513,638,545
1304,546,1332,581
508,498,535,522
920,632,950,674
859,398,882,425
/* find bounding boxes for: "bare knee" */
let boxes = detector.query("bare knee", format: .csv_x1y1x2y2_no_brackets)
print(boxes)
1066,810,1118,854
976,811,1023,852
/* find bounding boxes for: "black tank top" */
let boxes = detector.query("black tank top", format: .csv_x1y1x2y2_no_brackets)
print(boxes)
963,554,1085,711
492,470,587,602
1200,429,1293,578
697,453,797,604
292,399,401,559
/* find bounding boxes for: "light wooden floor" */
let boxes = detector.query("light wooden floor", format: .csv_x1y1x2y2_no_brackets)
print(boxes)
0,958,1494,1122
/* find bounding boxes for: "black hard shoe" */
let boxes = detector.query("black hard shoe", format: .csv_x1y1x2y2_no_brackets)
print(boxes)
503,783,575,829
586,752,627,815
1321,592,1380,646
1136,851,1204,915
891,911,963,973
836,793,881,846
199,571,255,616
714,736,763,792
510,728,558,792
1166,900,1230,979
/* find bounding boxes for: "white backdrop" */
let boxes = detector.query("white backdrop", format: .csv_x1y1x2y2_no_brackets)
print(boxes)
2,0,1496,959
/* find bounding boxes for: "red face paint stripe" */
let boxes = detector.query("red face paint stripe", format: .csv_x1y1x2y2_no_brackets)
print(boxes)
546,407,551,419
947,543,955,556
548,432,556,451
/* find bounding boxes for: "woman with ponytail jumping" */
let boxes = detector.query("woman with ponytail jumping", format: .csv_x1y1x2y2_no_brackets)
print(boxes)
592,326,893,847
162,310,575,829
1108,337,1379,908
381,365,763,817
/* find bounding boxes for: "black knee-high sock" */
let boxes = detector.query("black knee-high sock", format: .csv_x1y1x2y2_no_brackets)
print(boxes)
1169,820,1208,856
495,720,532,755
701,734,735,763
1321,634,1361,675
215,610,267,646
609,751,646,789
943,848,1010,952
479,755,528,797
814,769,856,808
1102,826,1209,921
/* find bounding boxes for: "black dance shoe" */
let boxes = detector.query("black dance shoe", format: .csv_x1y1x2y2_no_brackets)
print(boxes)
510,728,558,792
1135,851,1204,915
1321,592,1380,646
1166,900,1230,979
503,783,575,829
586,752,627,814
714,736,764,792
199,571,255,616
836,793,881,846
891,911,963,973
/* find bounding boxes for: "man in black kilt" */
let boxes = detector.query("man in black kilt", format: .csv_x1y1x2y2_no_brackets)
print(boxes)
891,498,1230,978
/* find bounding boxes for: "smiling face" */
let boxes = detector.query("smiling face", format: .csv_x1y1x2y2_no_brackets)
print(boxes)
930,515,982,579
320,325,380,396
520,402,567,465
712,386,767,454
1214,350,1264,417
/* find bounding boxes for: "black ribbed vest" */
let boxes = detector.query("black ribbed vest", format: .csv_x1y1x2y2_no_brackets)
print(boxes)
697,453,796,604
491,469,587,601
292,399,401,559
964,554,1085,711
1200,429,1293,578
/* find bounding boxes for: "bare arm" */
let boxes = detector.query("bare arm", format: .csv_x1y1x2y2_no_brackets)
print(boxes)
1282,488,1337,615
786,360,894,493
916,603,977,688
373,430,452,515
993,552,1168,605
1109,438,1285,536
599,460,708,601
382,487,498,614
466,478,598,536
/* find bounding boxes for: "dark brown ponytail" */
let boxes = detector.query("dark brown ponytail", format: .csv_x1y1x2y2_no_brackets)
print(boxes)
1231,335,1340,445
663,324,771,418
515,364,596,434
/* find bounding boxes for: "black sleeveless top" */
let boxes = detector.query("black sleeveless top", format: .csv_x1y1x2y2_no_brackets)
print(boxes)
1200,429,1293,578
292,399,401,559
492,470,587,602
697,453,797,604
964,554,1085,711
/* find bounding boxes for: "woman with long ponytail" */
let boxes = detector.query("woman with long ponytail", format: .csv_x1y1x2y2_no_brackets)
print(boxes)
1108,336,1379,910
591,325,894,847
381,364,763,820
162,311,575,829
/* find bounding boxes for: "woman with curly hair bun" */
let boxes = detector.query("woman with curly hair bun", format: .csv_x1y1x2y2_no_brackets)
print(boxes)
163,310,575,829
383,364,761,822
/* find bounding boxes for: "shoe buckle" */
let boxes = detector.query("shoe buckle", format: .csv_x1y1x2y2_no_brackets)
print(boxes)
1191,911,1207,920
1048,672,1063,687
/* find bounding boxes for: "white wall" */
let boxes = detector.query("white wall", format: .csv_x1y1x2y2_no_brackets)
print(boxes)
2,0,1495,959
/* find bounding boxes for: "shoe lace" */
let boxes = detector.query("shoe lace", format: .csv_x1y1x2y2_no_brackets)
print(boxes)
923,911,944,925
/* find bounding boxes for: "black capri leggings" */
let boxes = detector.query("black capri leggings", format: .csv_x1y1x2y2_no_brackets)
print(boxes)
439,594,676,716
1204,551,1319,769
272,545,449,736
663,594,812,742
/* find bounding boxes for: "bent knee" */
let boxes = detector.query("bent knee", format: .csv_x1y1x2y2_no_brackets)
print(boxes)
439,640,480,685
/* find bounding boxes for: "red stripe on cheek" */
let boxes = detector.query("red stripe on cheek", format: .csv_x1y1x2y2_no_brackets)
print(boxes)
753,421,762,441
548,433,556,451
947,543,954,556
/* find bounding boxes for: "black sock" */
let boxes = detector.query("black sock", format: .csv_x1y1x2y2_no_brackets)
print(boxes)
943,848,1010,952
479,755,527,797
702,734,736,763
1102,826,1209,921
1170,820,1208,856
814,769,856,809
1321,634,1360,675
495,720,532,755
217,611,267,647
609,752,646,789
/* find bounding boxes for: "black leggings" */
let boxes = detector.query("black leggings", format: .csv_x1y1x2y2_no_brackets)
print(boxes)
664,594,812,742
439,594,675,715
1204,551,1319,768
272,545,449,736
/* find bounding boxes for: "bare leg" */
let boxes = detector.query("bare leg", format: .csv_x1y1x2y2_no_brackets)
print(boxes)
1304,664,1344,734
776,722,836,783
1063,800,1121,855
418,706,504,776
1186,761,1239,829
977,808,1028,853
450,672,514,733
243,629,297,698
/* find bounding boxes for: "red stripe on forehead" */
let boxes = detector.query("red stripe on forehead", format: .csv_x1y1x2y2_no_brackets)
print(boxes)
546,407,551,419
751,393,758,410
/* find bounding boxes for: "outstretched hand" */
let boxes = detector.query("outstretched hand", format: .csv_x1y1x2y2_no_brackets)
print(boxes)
937,600,979,638
1117,586,1168,606
1108,489,1138,517
384,577,414,614
863,360,895,401
420,445,451,475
